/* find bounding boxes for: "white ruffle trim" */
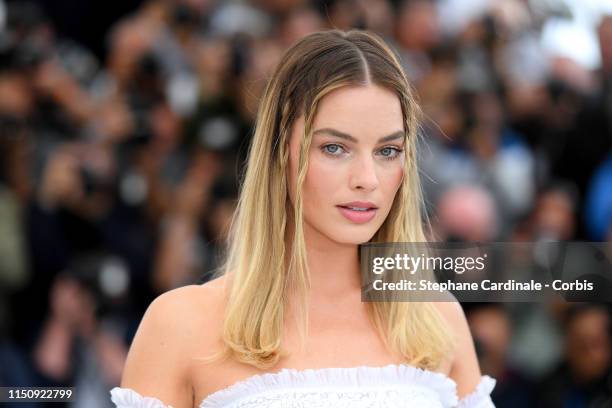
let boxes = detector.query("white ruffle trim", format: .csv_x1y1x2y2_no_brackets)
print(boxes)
109,366,497,408
200,363,459,407
110,387,173,408
457,375,497,408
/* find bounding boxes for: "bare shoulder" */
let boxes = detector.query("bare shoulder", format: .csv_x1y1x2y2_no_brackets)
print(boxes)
431,294,483,399
142,276,227,341
431,294,466,333
149,276,229,349
159,275,228,312
119,276,228,407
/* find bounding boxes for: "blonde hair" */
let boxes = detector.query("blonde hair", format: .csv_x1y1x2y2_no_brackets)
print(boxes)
206,29,455,371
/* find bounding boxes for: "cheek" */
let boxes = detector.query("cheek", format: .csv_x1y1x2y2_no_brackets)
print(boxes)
302,158,343,201
383,163,405,196
288,150,338,208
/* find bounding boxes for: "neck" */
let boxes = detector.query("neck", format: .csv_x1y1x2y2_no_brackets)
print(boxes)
286,217,363,302
307,238,362,300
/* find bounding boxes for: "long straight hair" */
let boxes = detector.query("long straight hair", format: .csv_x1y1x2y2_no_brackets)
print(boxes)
208,29,455,371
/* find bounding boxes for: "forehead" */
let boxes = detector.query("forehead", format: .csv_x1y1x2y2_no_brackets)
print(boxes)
312,85,404,134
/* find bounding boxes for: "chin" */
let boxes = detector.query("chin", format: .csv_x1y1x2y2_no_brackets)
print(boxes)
330,229,377,246
305,217,379,246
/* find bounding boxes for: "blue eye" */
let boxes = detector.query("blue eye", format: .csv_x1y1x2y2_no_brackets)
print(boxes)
321,144,345,156
379,147,404,160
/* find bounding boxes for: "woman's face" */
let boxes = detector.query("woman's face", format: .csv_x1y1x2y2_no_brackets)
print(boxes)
287,84,406,246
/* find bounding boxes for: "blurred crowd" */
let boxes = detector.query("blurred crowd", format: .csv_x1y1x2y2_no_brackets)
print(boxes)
0,0,610,406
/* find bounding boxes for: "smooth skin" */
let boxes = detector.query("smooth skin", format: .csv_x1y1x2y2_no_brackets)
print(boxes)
119,85,483,407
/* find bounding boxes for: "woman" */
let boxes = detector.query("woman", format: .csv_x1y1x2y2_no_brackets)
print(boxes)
110,29,496,407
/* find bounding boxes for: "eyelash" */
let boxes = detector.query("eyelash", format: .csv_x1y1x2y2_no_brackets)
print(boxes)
320,143,404,161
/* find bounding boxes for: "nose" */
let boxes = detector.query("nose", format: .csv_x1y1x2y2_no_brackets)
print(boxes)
349,154,379,192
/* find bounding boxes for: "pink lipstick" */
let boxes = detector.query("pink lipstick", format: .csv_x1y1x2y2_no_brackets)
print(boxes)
336,201,378,223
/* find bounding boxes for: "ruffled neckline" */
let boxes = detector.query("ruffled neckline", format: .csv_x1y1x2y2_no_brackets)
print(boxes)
110,364,497,408
199,363,460,407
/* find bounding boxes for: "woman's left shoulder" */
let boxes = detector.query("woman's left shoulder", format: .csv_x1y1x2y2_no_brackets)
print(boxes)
431,293,469,337
431,296,485,399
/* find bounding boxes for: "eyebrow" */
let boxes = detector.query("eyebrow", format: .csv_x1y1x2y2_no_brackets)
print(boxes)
312,128,405,143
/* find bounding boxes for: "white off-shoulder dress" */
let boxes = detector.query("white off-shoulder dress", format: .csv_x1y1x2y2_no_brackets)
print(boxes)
109,363,497,407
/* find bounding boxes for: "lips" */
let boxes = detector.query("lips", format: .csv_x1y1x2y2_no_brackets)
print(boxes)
335,201,379,223
337,201,378,210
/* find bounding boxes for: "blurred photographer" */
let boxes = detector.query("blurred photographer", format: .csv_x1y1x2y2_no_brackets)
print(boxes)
32,253,131,406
